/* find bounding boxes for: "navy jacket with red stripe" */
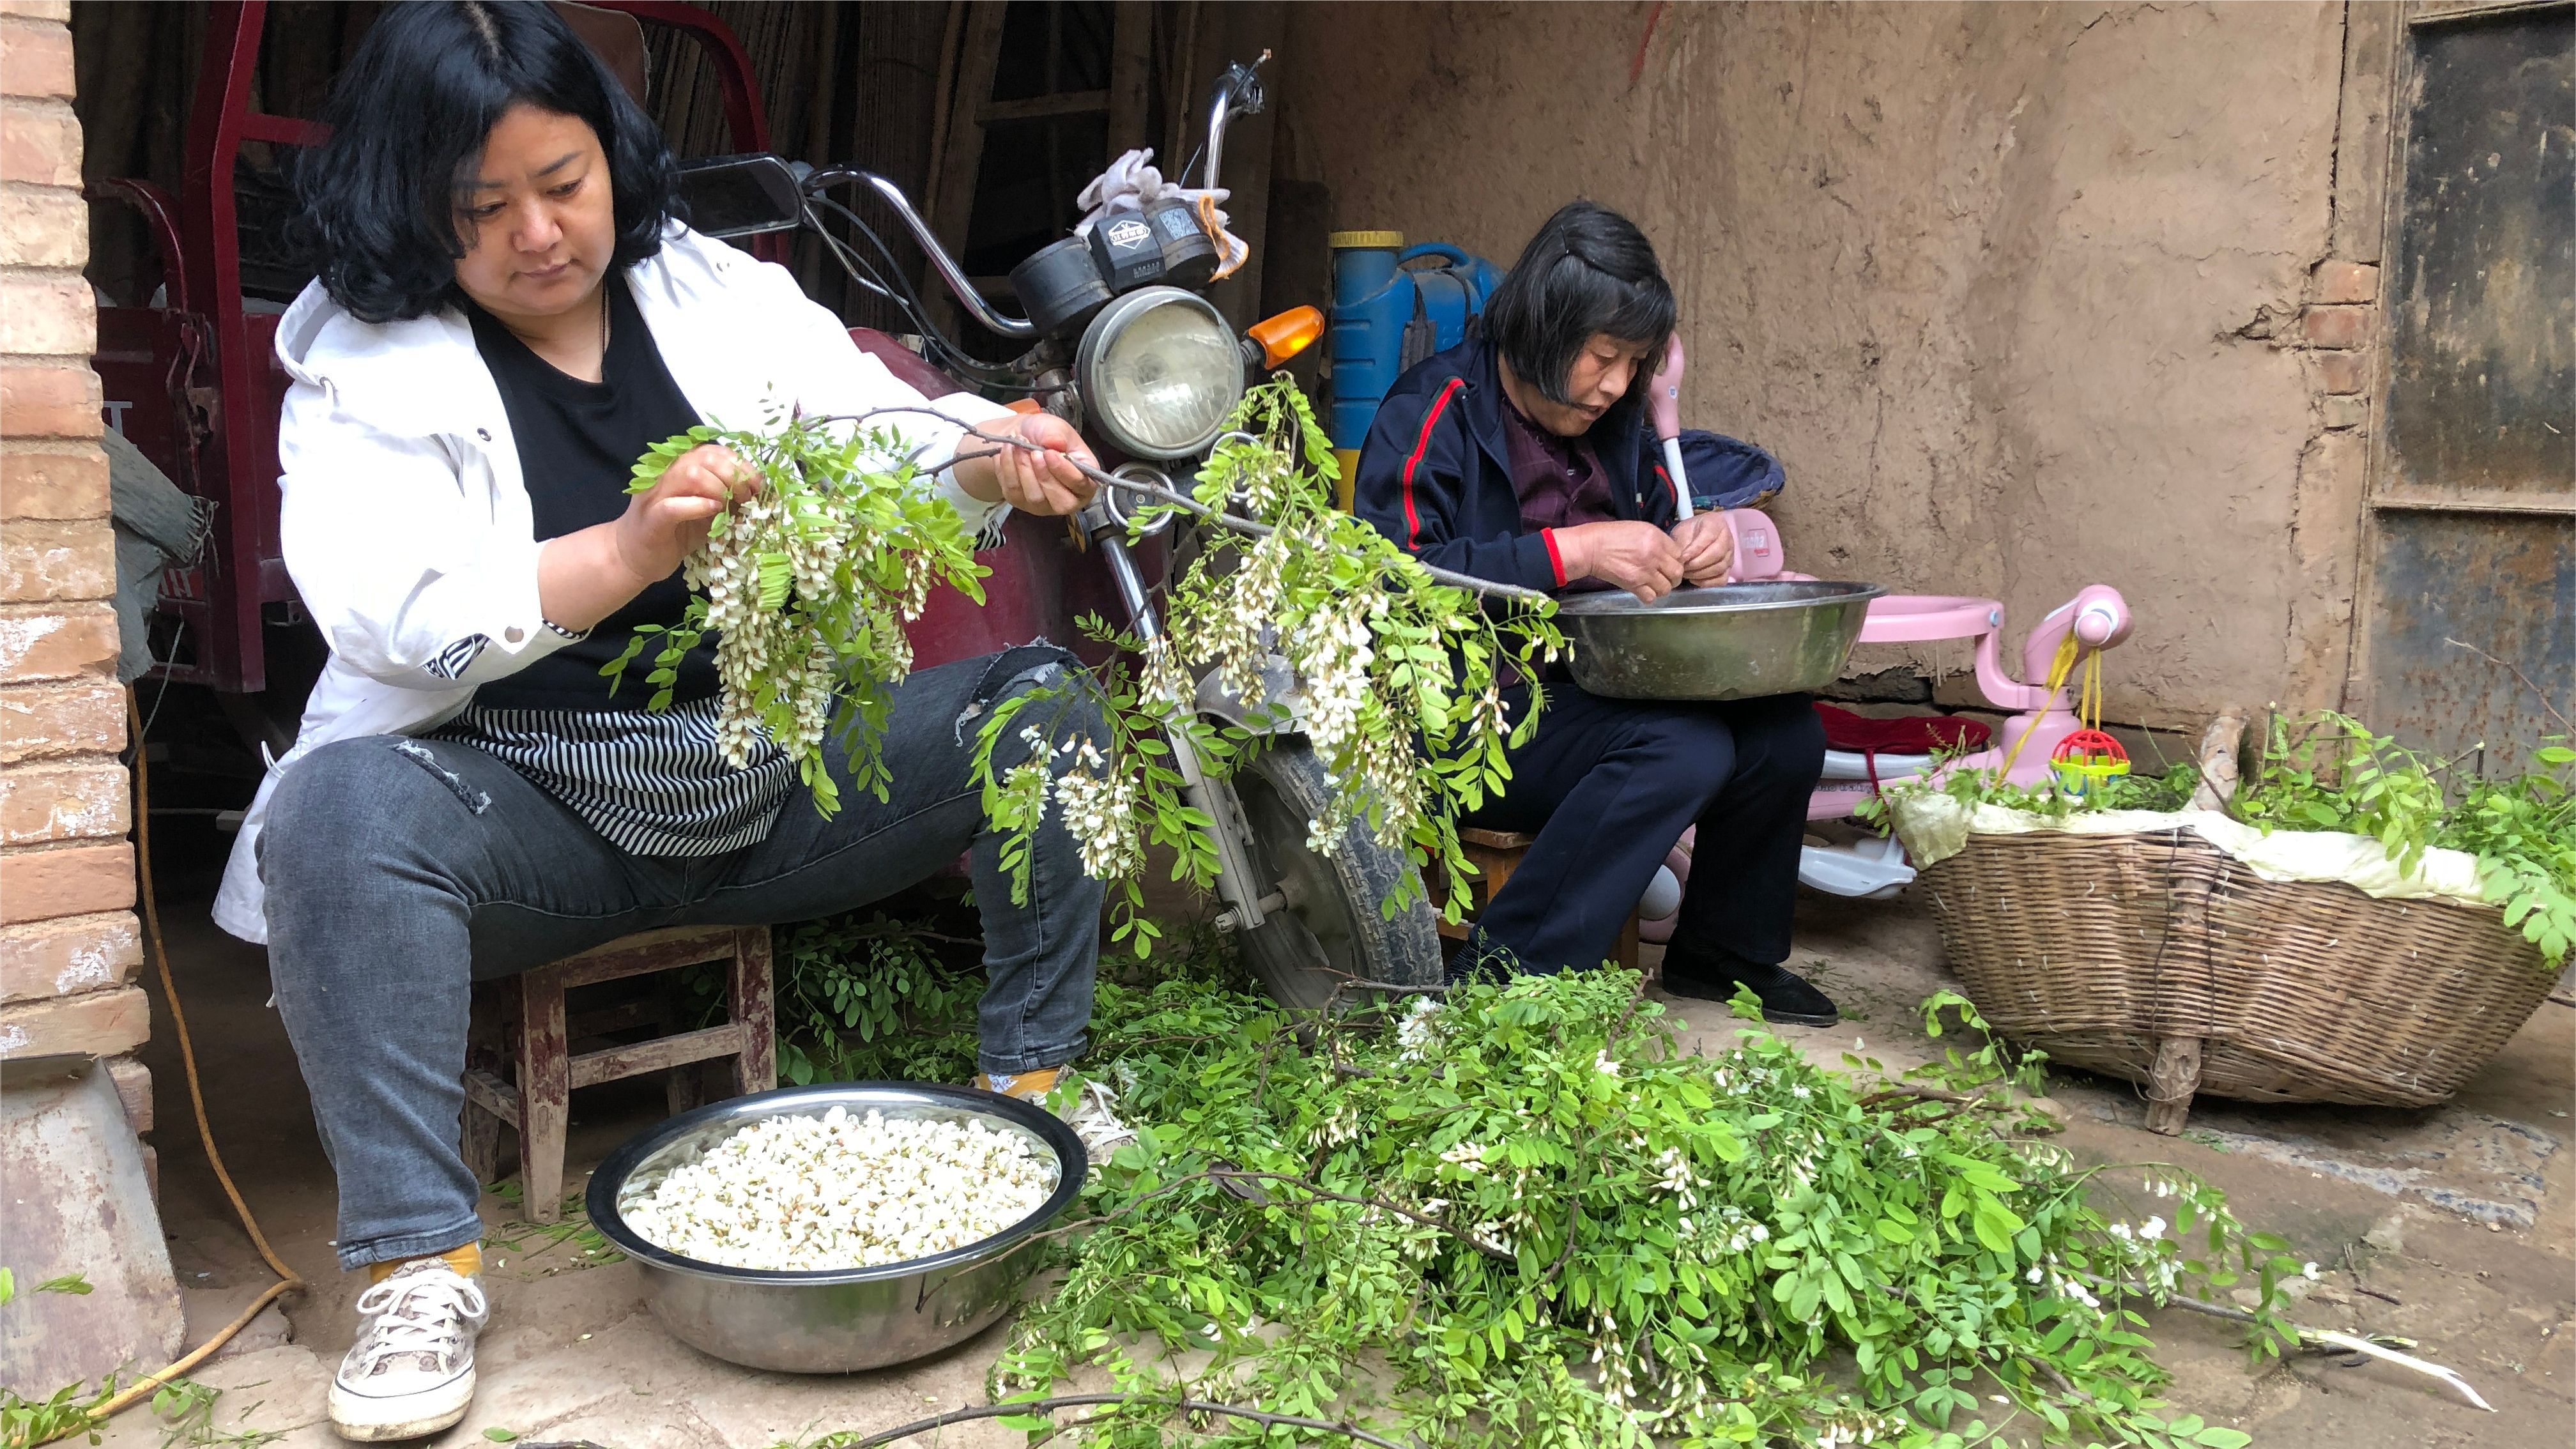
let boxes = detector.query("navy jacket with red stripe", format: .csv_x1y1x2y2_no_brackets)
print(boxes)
1352,336,1678,595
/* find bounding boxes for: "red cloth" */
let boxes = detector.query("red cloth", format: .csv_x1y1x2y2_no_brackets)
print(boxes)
1812,703,1991,755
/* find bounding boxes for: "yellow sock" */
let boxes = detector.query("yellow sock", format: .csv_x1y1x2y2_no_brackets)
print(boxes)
984,1066,1061,1101
368,1242,482,1284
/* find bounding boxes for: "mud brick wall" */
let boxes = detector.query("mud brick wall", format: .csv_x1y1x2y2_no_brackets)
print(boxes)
0,0,153,1157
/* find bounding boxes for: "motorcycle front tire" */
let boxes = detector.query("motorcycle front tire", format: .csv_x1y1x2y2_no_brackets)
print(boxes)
1222,738,1445,1013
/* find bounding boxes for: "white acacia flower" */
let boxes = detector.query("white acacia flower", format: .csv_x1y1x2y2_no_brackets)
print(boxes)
625,1107,1055,1271
1395,998,1443,1060
1438,1140,1487,1172
1050,742,1146,880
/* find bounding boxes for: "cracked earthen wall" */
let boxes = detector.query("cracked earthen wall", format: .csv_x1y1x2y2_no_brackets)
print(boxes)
1278,1,2379,729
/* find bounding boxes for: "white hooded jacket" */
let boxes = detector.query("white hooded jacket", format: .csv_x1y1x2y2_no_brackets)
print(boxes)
212,226,1013,944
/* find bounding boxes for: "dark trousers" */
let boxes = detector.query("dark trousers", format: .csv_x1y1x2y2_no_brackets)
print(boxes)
1462,686,1825,974
258,646,1104,1271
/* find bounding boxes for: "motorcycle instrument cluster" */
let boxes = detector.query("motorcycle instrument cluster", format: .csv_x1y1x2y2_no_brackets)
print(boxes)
1008,195,1227,343
1144,197,1218,288
1008,236,1114,339
1088,211,1169,294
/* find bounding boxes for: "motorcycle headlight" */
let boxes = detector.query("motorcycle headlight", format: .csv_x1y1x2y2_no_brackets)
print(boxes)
1074,286,1245,459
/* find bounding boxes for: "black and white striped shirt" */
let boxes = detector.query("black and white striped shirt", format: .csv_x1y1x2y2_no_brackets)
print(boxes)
429,700,796,857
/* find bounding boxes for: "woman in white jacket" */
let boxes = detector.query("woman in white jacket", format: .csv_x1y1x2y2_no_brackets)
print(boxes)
243,6,1112,1439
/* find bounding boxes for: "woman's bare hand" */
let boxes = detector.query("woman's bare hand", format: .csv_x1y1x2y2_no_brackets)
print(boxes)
1670,512,1738,586
613,443,758,585
1560,520,1684,602
990,411,1098,517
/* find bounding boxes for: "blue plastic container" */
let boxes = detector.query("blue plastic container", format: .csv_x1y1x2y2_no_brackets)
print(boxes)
1325,234,1503,457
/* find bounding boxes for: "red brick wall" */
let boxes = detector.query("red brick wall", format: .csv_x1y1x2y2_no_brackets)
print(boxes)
0,0,151,1140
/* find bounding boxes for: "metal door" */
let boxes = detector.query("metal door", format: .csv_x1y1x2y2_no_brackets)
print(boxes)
2359,2,2573,764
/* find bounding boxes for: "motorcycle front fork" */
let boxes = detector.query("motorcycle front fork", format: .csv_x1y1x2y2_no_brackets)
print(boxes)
1092,526,1279,933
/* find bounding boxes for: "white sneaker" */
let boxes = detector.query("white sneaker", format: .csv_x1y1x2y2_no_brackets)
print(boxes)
328,1259,489,1442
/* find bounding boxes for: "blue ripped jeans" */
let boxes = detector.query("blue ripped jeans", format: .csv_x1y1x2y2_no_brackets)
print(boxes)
258,647,1104,1271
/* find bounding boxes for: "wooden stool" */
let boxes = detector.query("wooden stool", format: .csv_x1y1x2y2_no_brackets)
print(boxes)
1435,828,1640,972
463,924,775,1222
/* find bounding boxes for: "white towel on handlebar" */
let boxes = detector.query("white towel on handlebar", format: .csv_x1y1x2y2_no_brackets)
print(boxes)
1076,148,1248,279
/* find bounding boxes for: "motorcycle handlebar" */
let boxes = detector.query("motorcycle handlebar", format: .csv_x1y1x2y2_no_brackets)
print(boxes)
804,165,1038,341
1201,52,1269,194
796,52,1269,344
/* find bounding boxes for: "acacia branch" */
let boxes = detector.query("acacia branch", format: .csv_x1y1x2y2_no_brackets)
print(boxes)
818,406,1556,607
2085,1277,2494,1413
1858,1085,2014,1114
832,922,983,947
2444,638,2573,735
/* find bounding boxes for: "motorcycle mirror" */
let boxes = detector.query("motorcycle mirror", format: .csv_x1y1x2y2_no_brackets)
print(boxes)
677,153,805,238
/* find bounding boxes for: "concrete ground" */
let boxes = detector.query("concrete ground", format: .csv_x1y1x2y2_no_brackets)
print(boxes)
105,875,2572,1449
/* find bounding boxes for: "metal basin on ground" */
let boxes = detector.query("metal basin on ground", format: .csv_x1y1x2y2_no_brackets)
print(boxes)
1555,580,1885,701
585,1082,1085,1373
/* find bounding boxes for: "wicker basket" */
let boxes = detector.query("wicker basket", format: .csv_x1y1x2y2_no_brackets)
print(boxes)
1915,822,2555,1131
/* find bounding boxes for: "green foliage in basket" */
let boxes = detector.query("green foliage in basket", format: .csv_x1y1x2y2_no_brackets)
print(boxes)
1855,756,2202,827
2234,712,2574,967
969,969,2301,1448
1860,710,2573,967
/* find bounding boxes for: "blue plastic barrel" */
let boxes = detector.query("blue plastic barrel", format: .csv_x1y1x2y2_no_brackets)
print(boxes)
1325,233,1503,462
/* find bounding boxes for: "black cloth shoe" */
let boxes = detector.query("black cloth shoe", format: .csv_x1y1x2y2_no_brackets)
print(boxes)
1659,948,1840,1026
1444,925,1524,986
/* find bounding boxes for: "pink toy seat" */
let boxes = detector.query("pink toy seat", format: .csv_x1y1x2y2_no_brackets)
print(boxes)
1722,507,1811,581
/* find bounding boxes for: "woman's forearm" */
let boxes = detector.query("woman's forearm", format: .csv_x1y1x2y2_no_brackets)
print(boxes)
537,523,660,633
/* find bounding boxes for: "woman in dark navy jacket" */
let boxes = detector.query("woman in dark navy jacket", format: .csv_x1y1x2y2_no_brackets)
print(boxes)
1351,201,1837,1024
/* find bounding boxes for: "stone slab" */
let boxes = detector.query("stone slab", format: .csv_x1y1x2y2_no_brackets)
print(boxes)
0,1054,182,1392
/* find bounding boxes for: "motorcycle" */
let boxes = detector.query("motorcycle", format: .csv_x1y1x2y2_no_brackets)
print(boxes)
674,57,1444,1011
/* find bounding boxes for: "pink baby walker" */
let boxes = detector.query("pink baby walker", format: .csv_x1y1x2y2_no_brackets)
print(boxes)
1634,535,2135,935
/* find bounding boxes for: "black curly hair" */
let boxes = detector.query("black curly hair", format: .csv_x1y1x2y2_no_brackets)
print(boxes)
1480,200,1675,418
289,1,679,323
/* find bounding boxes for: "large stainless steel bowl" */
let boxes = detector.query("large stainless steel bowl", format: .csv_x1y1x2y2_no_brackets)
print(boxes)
585,1082,1085,1372
1554,580,1885,700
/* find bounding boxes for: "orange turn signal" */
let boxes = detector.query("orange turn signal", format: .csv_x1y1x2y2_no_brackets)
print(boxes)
1246,305,1325,371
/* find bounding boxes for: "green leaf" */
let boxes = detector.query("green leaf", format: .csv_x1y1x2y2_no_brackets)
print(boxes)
1971,1194,2025,1255
1938,1153,2020,1193
484,1430,519,1443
